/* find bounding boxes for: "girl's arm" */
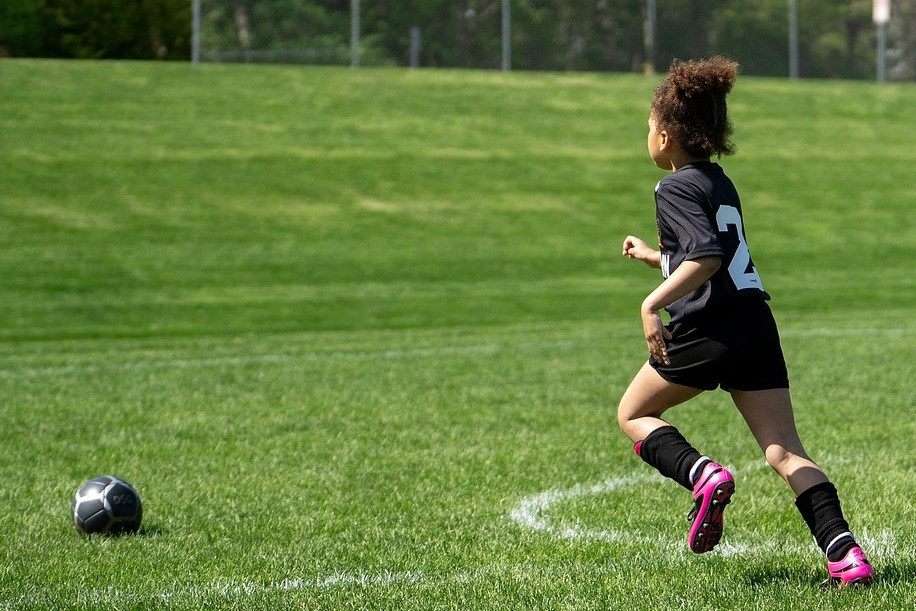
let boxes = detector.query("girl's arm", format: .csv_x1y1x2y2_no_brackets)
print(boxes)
640,256,721,365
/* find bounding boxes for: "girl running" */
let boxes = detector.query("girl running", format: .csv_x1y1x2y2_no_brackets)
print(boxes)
618,56,874,587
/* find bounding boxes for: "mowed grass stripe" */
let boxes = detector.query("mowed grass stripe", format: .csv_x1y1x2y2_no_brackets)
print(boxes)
0,322,911,380
0,61,913,610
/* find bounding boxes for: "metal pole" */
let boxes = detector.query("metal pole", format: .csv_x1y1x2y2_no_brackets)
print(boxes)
502,0,511,71
410,27,420,69
788,0,799,79
192,0,200,64
644,0,657,74
351,0,360,68
873,0,891,82
877,22,887,82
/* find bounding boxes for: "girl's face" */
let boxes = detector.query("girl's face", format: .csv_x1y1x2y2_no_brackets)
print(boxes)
647,113,671,170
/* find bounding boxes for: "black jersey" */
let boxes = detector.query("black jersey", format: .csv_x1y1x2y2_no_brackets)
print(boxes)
655,162,769,323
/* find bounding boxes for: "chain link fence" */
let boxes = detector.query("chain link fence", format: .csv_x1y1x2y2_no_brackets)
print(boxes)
193,0,915,81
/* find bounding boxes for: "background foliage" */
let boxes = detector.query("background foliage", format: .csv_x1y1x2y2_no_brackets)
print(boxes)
1,0,914,79
0,0,191,60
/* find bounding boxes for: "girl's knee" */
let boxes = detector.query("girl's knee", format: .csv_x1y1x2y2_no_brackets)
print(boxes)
616,410,634,436
616,394,640,432
763,444,817,477
764,444,793,472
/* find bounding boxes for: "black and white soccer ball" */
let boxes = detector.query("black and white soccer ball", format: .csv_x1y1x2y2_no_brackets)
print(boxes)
71,475,143,535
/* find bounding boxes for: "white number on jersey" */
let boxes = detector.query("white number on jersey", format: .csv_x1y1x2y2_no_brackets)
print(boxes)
715,205,764,291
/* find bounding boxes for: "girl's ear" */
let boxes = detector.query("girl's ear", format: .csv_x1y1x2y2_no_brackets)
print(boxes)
658,130,670,151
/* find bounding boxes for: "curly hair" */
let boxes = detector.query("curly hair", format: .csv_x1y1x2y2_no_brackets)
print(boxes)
651,56,739,158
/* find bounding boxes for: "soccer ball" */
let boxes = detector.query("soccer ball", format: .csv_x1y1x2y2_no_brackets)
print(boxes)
71,475,143,535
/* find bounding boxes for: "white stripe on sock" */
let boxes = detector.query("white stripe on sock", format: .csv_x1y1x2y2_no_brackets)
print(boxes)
689,456,711,486
825,531,854,557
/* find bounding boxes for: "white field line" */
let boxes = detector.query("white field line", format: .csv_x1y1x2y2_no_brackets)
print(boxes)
779,327,911,338
3,533,901,609
509,462,772,555
0,565,510,609
0,339,579,380
1,324,910,380
508,459,902,559
1,467,905,609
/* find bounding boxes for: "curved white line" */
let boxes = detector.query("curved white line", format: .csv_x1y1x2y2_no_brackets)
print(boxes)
508,460,900,558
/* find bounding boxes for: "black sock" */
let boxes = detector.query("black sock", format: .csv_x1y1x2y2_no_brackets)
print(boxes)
635,425,706,491
794,482,856,561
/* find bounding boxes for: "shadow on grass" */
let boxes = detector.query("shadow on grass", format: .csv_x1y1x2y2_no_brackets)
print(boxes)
741,556,916,589
740,564,801,586
872,557,916,586
73,523,165,539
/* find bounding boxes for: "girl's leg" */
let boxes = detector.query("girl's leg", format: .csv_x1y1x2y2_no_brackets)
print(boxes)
729,388,827,494
618,363,734,553
618,362,709,490
731,388,874,585
617,361,702,443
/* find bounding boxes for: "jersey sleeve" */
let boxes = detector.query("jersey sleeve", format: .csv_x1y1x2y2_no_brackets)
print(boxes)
655,180,724,261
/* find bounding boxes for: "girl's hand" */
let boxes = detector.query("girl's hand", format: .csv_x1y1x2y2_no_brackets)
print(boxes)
635,256,720,367
622,236,661,269
641,305,672,365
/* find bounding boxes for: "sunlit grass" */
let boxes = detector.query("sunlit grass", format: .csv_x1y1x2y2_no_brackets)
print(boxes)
0,60,913,610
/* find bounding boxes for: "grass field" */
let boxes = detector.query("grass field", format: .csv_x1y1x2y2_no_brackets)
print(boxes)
0,59,913,610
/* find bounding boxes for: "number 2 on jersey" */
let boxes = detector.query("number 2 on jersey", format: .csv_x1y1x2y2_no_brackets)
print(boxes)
715,205,764,291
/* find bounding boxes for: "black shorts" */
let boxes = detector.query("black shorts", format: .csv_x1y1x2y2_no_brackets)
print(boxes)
650,300,789,392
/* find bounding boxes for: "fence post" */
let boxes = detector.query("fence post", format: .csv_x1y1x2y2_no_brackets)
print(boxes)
643,0,656,74
410,27,421,69
502,0,511,71
192,0,201,64
351,0,360,68
874,0,890,82
788,0,799,79
877,22,887,81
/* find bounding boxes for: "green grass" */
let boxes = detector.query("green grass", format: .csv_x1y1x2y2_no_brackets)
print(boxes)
0,59,914,610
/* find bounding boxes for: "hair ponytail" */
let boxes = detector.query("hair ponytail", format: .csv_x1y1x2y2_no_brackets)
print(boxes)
652,56,738,158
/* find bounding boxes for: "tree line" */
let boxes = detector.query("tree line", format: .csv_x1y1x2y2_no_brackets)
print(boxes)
1,1,913,80
0,0,191,60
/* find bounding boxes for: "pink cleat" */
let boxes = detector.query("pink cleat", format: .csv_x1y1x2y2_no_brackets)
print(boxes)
687,462,734,553
823,546,875,588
